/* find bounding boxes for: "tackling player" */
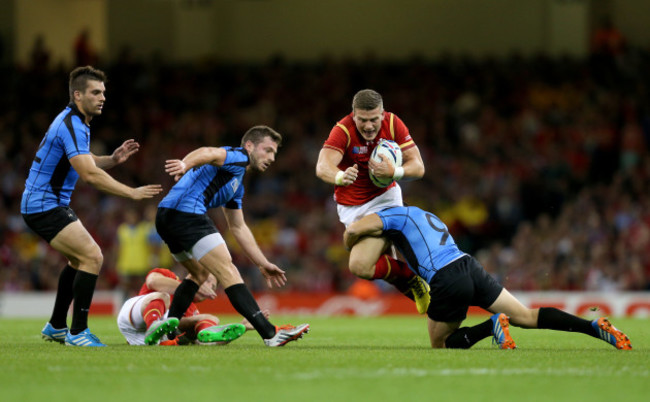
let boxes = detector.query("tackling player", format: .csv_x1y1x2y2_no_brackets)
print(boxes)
344,205,632,350
316,89,429,313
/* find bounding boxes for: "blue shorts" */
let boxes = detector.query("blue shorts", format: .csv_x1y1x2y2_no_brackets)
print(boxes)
22,206,78,243
155,207,218,254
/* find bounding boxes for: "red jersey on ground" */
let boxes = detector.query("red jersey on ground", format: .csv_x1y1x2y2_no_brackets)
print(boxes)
323,111,416,205
138,268,199,317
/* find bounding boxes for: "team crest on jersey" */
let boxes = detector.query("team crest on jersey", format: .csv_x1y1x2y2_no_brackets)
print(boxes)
230,178,240,192
352,146,368,154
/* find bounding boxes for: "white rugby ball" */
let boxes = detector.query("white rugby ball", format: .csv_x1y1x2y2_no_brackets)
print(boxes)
369,139,402,188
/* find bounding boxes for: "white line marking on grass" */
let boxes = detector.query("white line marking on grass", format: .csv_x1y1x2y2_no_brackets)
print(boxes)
287,367,650,380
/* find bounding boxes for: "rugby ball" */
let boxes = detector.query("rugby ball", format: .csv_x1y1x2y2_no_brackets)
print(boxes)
369,139,402,188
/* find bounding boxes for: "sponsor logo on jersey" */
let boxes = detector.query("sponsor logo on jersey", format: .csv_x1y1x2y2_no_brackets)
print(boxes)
352,146,368,154
230,178,240,192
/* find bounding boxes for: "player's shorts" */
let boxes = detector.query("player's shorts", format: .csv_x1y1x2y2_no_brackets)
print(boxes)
116,294,169,345
426,255,503,323
22,206,78,243
337,184,403,227
155,207,225,262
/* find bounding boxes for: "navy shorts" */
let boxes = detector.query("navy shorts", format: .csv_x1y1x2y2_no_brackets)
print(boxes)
426,255,503,322
22,206,78,243
155,207,218,254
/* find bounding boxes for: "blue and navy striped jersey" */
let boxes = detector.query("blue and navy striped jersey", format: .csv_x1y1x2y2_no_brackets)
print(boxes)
21,103,91,214
158,146,249,214
377,206,466,283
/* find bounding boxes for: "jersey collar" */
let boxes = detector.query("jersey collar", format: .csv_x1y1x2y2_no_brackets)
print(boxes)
67,102,90,127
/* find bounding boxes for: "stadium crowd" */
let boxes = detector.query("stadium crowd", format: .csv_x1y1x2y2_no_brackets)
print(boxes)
2,45,650,294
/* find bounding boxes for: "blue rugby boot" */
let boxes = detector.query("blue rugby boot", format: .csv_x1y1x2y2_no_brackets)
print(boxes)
41,322,68,343
65,328,107,347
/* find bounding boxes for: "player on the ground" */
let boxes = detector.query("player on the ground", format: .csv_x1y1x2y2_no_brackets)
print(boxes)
316,89,429,313
117,268,265,346
154,125,309,347
344,205,632,350
23,66,162,347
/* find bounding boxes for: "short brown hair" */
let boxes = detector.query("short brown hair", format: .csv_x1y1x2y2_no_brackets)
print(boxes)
69,66,107,102
241,125,283,147
352,89,383,111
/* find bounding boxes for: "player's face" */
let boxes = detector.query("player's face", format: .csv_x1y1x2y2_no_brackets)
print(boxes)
353,106,384,141
247,136,278,172
76,80,105,119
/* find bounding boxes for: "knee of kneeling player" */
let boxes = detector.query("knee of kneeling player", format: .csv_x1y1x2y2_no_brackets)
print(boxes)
348,258,375,279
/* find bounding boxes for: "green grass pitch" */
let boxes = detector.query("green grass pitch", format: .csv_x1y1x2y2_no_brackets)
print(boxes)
1,315,648,401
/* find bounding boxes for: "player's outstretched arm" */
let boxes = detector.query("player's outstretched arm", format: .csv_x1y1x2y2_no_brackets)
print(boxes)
70,153,162,199
344,213,384,250
165,147,227,181
222,207,287,288
92,139,140,170
316,148,358,186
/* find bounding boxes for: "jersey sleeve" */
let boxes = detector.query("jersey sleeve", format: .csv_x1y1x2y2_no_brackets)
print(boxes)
376,207,407,233
224,182,244,209
223,147,249,166
391,114,416,152
323,125,350,154
60,116,90,159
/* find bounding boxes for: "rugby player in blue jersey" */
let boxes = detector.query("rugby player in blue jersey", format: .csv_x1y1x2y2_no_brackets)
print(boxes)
22,66,163,347
149,126,309,347
344,206,632,350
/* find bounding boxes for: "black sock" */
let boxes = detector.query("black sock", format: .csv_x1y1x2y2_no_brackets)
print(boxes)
445,319,493,349
537,307,598,338
225,283,276,339
168,279,199,319
69,270,98,335
49,264,76,329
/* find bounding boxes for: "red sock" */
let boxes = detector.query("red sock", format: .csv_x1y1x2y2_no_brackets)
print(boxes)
143,299,166,329
373,254,415,281
372,255,415,297
195,319,217,333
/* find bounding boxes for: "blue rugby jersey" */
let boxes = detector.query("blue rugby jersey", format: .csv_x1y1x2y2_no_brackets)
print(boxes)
377,206,466,283
158,147,249,214
21,103,91,214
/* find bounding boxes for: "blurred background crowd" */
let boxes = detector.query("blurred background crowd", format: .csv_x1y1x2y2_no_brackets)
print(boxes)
1,24,650,297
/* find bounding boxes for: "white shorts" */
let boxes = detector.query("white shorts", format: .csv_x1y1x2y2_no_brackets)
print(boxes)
337,184,403,227
116,295,169,345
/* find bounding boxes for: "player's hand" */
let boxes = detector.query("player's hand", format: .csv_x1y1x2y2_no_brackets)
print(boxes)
258,262,287,288
165,159,187,182
111,139,140,165
131,184,163,200
195,280,217,301
339,164,359,186
368,155,394,179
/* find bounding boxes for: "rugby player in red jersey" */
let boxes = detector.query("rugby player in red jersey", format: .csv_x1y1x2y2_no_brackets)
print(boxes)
316,89,429,313
117,268,266,345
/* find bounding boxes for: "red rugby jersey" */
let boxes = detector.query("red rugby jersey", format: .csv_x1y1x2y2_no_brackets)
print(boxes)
323,111,416,205
138,268,199,317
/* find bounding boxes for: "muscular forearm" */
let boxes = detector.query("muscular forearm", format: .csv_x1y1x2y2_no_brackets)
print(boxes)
82,167,135,198
93,154,118,170
400,148,425,181
231,226,269,267
316,162,342,185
